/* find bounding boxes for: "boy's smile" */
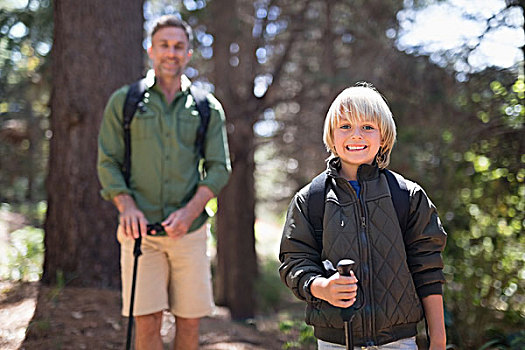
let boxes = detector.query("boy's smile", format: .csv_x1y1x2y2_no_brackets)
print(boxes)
333,119,382,180
346,145,367,151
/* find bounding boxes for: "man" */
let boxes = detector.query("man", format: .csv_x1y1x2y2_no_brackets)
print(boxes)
97,15,231,350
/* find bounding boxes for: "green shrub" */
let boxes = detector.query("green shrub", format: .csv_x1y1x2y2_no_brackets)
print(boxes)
0,225,44,281
278,319,316,350
255,258,290,313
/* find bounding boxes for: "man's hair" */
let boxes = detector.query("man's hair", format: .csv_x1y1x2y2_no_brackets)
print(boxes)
323,82,397,169
150,15,193,49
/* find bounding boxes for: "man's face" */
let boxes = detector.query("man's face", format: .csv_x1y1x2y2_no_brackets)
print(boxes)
148,26,192,80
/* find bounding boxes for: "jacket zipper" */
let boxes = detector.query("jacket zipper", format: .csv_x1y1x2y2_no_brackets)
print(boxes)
345,179,374,346
357,197,374,346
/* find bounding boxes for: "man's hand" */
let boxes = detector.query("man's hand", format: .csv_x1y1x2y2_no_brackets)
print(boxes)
310,272,358,308
162,206,198,239
114,194,148,239
162,186,215,240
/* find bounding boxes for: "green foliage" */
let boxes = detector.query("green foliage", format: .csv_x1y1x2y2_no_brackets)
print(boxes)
442,77,524,348
26,318,51,334
2,200,46,226
47,269,67,304
278,319,316,350
0,0,52,204
255,258,290,313
478,330,525,350
206,197,218,215
0,225,44,282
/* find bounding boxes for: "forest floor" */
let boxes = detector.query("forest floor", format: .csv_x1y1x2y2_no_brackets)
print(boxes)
0,280,308,350
0,280,308,349
0,214,314,350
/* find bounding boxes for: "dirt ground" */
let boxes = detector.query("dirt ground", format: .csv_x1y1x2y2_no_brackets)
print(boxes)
0,210,308,349
0,280,301,350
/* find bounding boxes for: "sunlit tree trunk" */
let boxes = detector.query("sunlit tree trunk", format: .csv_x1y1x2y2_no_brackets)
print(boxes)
43,0,144,287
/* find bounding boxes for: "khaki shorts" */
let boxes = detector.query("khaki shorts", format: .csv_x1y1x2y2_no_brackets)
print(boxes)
118,224,214,318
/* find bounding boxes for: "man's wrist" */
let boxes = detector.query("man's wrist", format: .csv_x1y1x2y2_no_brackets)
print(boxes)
113,194,137,213
184,186,214,219
181,204,202,223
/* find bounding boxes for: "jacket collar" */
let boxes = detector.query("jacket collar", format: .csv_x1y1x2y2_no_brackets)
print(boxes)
326,157,379,182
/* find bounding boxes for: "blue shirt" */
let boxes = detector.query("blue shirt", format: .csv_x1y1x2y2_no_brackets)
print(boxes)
349,180,360,198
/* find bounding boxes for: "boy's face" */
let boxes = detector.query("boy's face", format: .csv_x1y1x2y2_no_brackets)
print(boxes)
148,26,192,80
333,117,382,179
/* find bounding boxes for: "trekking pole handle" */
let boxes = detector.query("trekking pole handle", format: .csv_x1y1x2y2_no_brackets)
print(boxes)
337,259,355,277
337,259,356,350
146,222,165,235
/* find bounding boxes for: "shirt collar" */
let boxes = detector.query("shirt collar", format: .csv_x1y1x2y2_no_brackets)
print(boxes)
144,69,192,93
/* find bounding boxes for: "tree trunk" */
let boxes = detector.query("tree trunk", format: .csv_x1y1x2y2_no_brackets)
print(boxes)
210,0,258,319
43,0,144,288
216,124,257,320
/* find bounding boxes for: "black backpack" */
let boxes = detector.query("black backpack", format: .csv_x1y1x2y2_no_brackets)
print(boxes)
306,169,410,250
121,78,211,186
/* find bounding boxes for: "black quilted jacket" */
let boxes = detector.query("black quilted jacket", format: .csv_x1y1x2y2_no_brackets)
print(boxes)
279,158,447,346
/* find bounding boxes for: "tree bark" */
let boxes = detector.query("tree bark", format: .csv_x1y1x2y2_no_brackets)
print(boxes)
216,125,257,320
43,0,144,288
210,0,258,319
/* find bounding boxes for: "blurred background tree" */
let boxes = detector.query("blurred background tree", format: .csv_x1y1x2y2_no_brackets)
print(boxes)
42,0,144,288
0,0,523,347
0,0,51,210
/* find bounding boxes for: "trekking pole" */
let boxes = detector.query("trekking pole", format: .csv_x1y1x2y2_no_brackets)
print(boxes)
337,259,356,350
126,228,143,350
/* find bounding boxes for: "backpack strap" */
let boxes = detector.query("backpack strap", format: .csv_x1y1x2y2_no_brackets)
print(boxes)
306,172,330,250
383,169,410,234
122,78,147,186
189,85,211,159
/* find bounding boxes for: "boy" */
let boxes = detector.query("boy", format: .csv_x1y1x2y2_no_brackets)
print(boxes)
279,83,447,349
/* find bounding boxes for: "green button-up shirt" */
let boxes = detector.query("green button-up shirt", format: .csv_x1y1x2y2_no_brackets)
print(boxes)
97,71,231,233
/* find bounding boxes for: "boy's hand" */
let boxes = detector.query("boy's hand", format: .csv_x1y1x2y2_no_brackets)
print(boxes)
310,272,358,308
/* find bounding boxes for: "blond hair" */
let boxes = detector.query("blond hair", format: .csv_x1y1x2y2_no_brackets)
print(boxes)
323,83,396,169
